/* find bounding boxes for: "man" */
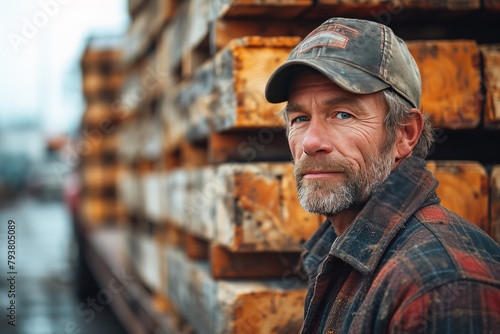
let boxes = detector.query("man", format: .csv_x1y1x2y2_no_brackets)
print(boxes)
265,17,500,333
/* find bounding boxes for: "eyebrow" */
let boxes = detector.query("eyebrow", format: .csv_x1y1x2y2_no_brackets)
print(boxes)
285,95,367,114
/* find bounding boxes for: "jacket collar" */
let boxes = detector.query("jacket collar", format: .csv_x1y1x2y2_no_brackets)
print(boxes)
331,156,440,274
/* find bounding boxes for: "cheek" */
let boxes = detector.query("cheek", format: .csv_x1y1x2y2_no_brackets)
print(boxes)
287,130,303,160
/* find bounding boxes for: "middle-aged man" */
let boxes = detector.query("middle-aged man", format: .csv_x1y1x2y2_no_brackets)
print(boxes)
265,17,500,333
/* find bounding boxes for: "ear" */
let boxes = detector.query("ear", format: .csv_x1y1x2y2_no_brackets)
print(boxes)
393,108,424,162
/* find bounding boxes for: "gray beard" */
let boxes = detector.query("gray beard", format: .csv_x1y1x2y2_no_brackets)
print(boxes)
295,151,393,216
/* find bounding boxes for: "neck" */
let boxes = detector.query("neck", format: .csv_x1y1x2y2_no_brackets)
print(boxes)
328,208,361,236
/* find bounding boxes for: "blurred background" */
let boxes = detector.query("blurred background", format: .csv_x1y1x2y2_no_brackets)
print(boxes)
0,1,129,333
1,1,500,334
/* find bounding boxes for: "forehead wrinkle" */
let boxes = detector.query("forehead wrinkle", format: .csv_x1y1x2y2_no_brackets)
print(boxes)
285,102,304,114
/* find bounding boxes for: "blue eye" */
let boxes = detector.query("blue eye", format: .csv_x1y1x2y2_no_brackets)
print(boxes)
336,112,351,119
291,115,309,124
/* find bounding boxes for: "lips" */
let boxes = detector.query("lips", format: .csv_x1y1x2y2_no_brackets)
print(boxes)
302,171,344,179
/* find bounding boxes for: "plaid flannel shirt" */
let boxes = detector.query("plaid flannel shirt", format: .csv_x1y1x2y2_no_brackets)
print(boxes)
300,156,500,334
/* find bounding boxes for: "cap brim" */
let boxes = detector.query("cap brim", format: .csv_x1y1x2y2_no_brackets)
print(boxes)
265,59,391,103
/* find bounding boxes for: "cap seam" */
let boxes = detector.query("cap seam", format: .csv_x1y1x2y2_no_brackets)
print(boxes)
380,25,390,81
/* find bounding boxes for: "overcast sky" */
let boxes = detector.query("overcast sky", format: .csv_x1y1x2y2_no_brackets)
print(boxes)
0,0,129,135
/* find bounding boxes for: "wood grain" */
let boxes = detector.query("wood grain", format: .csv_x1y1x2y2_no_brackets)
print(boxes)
407,40,482,129
480,44,500,129
215,162,324,251
426,161,489,234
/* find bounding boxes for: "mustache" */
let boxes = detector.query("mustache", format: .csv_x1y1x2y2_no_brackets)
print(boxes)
294,156,352,178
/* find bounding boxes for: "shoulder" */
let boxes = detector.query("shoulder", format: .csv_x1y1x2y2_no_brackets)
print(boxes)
357,206,500,332
379,204,500,289
413,204,500,284
389,279,500,333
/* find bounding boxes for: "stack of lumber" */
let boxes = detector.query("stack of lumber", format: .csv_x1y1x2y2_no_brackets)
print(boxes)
78,36,127,226
76,1,500,333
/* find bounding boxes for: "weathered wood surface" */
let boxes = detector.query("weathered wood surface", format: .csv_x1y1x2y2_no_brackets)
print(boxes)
81,163,120,190
426,161,489,234
480,45,500,129
214,0,312,19
82,70,124,100
178,36,298,142
407,40,482,129
79,196,126,226
212,37,298,132
215,163,323,251
82,102,122,127
163,168,191,229
132,233,163,293
161,162,323,251
81,48,122,73
490,166,500,243
303,0,479,19
166,247,306,334
160,85,189,154
142,172,163,223
117,168,142,215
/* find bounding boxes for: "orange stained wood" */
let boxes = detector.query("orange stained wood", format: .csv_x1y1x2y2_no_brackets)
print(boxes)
231,288,306,333
407,40,482,129
480,45,500,128
213,36,299,131
185,233,209,261
426,161,489,234
216,163,323,252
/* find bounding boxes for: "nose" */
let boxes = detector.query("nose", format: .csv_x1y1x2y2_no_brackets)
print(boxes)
302,119,333,156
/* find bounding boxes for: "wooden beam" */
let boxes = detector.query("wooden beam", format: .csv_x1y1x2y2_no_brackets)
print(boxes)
214,0,312,19
302,0,479,20
426,161,489,234
407,40,483,129
179,36,299,141
161,163,323,251
212,37,298,132
215,162,324,251
81,163,120,190
480,44,500,129
166,247,306,334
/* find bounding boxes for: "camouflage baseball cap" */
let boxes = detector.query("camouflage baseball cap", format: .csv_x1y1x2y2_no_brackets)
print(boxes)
265,17,421,108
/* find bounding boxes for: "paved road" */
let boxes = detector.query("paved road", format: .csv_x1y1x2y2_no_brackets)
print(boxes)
0,196,126,334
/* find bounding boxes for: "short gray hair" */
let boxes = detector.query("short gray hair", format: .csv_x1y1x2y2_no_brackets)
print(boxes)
382,90,434,158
